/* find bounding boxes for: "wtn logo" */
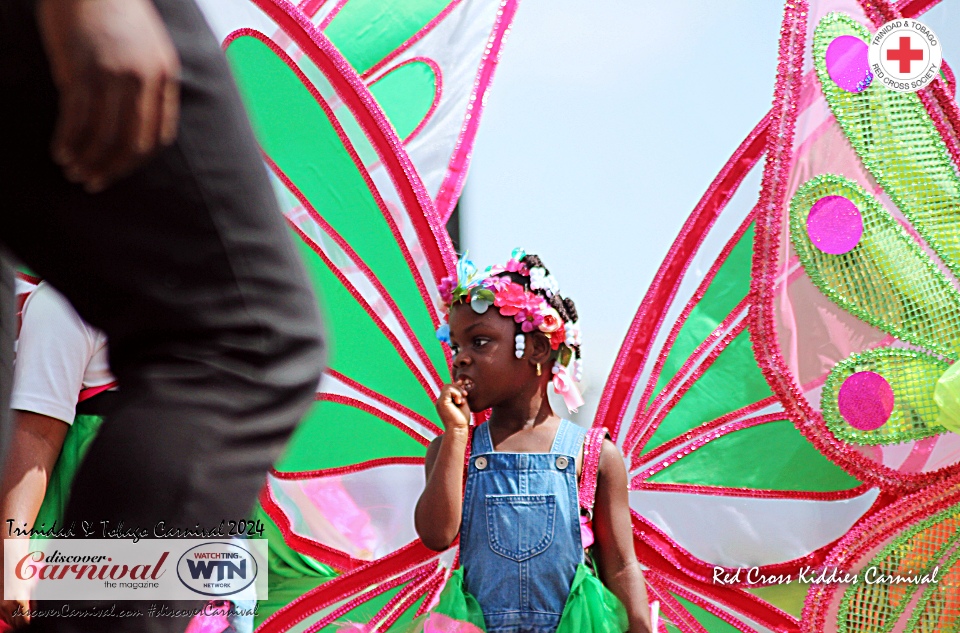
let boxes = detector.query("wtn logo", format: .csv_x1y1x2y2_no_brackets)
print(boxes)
177,542,259,597
186,559,247,581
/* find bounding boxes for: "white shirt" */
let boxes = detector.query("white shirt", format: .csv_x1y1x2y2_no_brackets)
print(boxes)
11,282,114,424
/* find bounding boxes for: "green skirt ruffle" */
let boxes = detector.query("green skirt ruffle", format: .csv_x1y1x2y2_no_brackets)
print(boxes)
33,414,103,531
402,563,628,633
555,563,629,633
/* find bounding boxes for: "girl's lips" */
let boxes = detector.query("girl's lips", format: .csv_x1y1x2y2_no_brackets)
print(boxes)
458,377,475,394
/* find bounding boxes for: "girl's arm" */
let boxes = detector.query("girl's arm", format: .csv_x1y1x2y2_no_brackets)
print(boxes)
592,439,653,633
414,384,471,551
1,411,70,628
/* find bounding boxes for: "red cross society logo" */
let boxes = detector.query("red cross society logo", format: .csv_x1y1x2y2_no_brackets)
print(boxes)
868,19,942,93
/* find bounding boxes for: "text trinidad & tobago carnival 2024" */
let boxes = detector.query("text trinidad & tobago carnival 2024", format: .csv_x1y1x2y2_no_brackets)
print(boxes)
5,519,266,542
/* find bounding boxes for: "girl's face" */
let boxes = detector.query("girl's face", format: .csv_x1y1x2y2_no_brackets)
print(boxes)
447,303,532,412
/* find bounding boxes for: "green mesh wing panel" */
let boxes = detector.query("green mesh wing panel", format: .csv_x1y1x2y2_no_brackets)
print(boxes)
814,13,960,280
822,348,950,446
789,175,960,359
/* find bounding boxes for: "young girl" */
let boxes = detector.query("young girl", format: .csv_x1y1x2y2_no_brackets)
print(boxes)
414,251,654,633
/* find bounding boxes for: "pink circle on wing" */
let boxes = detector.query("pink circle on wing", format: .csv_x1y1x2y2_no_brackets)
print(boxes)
826,35,872,92
838,371,895,431
806,195,863,254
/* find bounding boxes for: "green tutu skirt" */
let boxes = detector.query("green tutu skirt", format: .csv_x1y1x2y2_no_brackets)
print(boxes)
33,414,103,531
401,562,628,633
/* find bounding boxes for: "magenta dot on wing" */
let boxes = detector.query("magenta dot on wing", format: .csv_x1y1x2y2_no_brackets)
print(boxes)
806,195,863,255
826,35,872,93
838,371,895,431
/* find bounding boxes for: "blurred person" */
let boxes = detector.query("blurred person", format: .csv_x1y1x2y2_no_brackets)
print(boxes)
0,283,256,633
0,0,326,631
1,281,114,628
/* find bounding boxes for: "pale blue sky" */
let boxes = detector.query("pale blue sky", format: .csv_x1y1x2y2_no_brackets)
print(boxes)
460,1,959,421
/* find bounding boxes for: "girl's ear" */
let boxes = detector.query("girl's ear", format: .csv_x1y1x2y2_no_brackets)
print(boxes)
528,331,553,366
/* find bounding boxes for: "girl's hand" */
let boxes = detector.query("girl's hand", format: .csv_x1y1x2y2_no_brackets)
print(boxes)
435,381,471,433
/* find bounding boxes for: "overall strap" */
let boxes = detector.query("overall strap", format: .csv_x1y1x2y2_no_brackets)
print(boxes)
578,426,610,517
551,418,586,455
462,425,478,487
471,422,494,455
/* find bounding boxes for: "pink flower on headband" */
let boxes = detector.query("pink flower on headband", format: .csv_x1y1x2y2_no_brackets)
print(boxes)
516,297,547,332
482,275,513,293
504,259,529,275
493,282,529,315
438,276,457,304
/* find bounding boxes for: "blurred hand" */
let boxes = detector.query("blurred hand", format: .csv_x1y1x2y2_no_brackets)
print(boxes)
0,596,30,630
37,0,181,193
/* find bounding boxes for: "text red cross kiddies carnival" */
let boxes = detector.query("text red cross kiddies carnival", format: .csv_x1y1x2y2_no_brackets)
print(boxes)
887,36,924,73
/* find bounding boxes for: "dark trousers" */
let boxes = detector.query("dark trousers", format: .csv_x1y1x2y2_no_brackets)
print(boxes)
0,1,325,630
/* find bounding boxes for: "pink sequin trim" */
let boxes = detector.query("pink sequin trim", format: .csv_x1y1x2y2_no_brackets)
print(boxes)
369,56,444,145
270,456,425,481
594,116,768,444
298,0,327,17
256,540,440,633
366,568,443,631
241,0,457,305
259,482,361,571
895,0,945,15
316,393,432,447
631,506,842,589
436,0,521,222
750,0,960,494
635,481,872,502
627,314,749,466
263,149,445,391
288,221,438,400
801,473,960,633
306,566,432,633
317,0,348,29
629,213,758,449
644,564,801,633
361,1,464,80
634,396,780,466
325,369,442,436
578,426,608,514
653,575,761,633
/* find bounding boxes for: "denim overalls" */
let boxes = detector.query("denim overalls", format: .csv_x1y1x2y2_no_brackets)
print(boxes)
460,419,587,633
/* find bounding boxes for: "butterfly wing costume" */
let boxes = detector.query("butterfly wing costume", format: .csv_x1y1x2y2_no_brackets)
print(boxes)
183,0,960,630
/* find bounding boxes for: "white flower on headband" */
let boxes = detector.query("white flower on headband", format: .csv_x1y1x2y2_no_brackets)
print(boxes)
529,267,560,297
565,322,581,348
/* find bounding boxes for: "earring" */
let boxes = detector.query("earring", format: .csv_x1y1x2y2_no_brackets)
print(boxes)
515,334,525,359
536,363,542,376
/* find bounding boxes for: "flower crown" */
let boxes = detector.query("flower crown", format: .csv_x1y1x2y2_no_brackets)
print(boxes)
435,249,584,412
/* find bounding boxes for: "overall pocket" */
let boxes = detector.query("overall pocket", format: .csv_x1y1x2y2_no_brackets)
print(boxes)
484,494,557,561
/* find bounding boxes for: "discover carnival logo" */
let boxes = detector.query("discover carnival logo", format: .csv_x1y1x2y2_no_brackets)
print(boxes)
177,542,259,597
868,19,942,92
4,539,266,601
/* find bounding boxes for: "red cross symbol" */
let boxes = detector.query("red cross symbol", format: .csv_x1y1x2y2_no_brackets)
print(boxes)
886,36,924,73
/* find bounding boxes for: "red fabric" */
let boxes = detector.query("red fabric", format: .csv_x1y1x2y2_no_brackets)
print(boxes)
77,381,117,403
